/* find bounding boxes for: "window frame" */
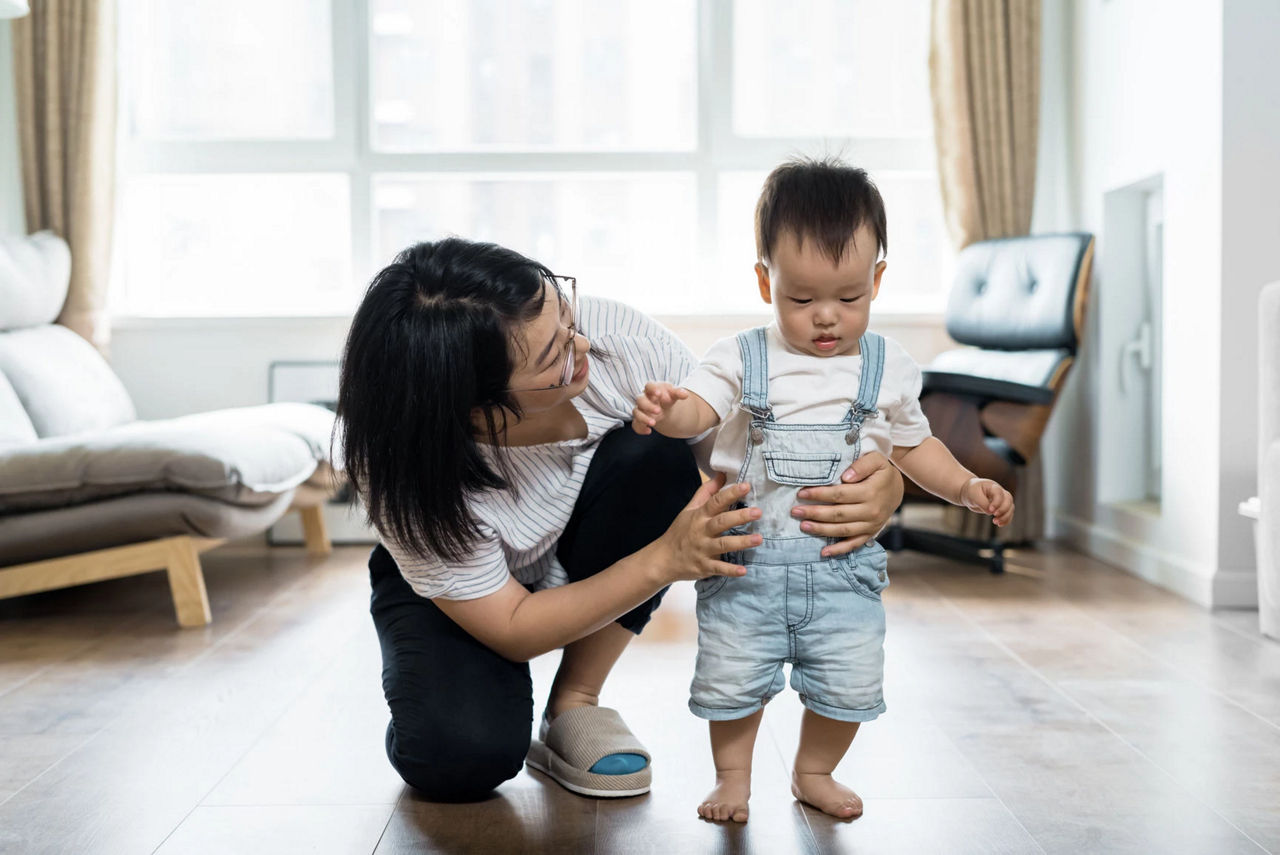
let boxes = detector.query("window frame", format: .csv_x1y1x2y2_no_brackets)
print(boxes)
115,0,945,320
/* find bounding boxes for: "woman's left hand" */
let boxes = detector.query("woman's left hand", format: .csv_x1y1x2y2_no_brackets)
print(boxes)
790,452,904,557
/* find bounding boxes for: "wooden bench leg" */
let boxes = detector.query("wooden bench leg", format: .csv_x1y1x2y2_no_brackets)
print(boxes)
166,536,212,628
299,505,332,556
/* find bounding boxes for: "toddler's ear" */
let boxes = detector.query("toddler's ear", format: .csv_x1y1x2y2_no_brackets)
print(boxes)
755,263,772,305
871,260,887,300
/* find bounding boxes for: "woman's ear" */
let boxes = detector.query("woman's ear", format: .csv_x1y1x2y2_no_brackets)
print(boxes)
755,263,772,305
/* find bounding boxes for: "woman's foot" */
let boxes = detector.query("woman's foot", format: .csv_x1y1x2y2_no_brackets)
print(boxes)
697,770,751,822
791,771,862,819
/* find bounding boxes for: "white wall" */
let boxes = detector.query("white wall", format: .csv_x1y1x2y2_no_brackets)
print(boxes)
1219,0,1280,600
1048,0,1279,607
0,23,24,234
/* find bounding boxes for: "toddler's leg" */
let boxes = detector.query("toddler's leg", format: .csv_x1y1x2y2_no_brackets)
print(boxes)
791,709,863,819
698,710,763,823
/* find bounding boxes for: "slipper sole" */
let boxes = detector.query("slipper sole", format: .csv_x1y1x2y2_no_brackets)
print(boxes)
526,739,651,798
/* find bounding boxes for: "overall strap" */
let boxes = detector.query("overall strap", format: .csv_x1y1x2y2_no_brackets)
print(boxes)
736,327,771,417
853,332,886,419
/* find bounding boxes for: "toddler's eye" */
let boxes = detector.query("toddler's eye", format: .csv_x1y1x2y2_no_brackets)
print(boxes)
790,298,812,305
840,297,861,303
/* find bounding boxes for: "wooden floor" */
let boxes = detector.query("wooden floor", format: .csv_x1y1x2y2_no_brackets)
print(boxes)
1,540,1277,855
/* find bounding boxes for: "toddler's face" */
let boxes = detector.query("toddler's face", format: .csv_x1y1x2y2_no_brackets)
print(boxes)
756,226,886,358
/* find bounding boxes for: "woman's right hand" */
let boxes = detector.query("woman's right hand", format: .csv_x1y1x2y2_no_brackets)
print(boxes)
652,474,762,584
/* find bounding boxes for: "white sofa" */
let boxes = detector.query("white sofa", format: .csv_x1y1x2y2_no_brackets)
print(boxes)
1259,281,1280,639
0,231,339,626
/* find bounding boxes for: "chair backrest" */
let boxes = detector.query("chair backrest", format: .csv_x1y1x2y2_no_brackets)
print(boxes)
945,233,1095,354
0,232,136,443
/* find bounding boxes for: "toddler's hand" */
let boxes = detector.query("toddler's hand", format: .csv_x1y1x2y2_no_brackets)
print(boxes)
961,478,1015,527
631,382,689,435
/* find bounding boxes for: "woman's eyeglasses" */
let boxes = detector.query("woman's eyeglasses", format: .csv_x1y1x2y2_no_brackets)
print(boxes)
508,275,578,393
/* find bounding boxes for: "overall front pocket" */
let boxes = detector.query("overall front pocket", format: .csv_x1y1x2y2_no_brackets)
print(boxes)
695,575,730,600
762,451,841,486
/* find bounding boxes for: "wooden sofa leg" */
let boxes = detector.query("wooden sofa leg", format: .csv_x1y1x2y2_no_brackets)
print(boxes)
166,536,212,628
299,505,332,556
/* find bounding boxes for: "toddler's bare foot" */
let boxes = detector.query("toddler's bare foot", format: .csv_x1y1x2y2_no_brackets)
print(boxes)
697,770,751,823
791,771,862,819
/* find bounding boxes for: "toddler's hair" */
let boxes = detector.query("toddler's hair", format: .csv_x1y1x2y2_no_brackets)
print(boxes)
754,156,887,265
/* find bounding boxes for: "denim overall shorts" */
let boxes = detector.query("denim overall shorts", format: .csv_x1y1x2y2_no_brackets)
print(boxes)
688,327,891,724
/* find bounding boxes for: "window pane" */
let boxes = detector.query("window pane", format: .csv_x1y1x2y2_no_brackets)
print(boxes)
733,0,932,138
119,175,352,316
370,0,696,151
123,0,334,140
373,174,698,312
716,171,951,313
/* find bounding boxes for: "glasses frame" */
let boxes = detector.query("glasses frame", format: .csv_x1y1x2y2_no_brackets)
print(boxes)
507,275,579,393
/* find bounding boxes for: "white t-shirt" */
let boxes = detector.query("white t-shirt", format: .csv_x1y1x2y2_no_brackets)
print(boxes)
682,324,933,483
381,296,699,601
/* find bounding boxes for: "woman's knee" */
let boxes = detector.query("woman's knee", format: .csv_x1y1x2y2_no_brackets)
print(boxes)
384,709,531,801
596,428,699,498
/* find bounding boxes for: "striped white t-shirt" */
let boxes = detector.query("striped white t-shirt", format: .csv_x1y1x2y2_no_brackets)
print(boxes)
382,296,699,601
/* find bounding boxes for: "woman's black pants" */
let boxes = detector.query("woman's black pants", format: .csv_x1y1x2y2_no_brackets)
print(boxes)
368,427,700,801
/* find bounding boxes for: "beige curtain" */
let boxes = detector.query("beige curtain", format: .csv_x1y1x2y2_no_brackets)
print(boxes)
12,0,117,351
929,0,1040,248
930,0,1043,544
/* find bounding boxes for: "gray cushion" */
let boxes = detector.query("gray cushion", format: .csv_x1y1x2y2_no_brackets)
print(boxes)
928,347,1070,388
0,490,296,566
0,402,334,513
0,325,136,438
945,232,1092,351
0,231,71,332
0,371,37,447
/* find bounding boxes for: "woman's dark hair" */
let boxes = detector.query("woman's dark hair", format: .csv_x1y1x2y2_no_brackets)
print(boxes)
335,238,555,563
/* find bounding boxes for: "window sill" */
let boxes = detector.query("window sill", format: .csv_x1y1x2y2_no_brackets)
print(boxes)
111,309,947,330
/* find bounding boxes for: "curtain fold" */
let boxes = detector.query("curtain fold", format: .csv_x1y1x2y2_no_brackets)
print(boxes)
12,0,117,351
930,0,1043,544
930,0,1040,248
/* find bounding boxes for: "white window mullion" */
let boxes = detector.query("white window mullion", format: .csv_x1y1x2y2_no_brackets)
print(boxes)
338,0,374,285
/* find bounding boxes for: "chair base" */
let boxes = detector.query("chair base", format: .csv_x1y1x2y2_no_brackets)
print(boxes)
882,518,1007,574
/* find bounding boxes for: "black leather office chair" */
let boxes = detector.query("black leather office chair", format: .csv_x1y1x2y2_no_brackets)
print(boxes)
882,232,1095,572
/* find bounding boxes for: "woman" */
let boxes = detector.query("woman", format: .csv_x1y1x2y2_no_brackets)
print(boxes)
337,238,904,802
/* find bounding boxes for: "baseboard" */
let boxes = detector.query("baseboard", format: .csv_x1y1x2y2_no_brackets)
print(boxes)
1053,511,1256,608
1211,568,1261,609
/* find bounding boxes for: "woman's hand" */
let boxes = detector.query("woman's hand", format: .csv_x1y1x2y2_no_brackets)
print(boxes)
652,474,761,584
790,452,904,557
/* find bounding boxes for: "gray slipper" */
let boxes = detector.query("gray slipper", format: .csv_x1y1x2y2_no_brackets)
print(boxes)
525,706,652,798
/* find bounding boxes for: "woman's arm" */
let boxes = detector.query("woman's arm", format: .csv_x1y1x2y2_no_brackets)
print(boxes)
434,476,761,662
787,451,905,557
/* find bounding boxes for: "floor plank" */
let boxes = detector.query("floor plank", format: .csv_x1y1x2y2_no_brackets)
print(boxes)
153,804,395,855
0,539,1276,855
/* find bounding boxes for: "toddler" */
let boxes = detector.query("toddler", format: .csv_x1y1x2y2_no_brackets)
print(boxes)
631,157,1013,823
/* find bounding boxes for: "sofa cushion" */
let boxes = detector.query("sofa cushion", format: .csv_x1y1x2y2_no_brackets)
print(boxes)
0,371,37,447
0,325,137,438
0,490,296,566
0,231,71,331
0,402,335,513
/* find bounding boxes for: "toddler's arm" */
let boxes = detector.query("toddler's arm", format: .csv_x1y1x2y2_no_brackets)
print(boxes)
632,382,721,438
891,438,1014,526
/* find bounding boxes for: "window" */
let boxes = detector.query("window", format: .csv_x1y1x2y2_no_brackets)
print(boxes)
116,0,950,317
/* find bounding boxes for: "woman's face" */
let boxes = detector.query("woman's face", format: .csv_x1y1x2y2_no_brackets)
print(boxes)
506,281,592,413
